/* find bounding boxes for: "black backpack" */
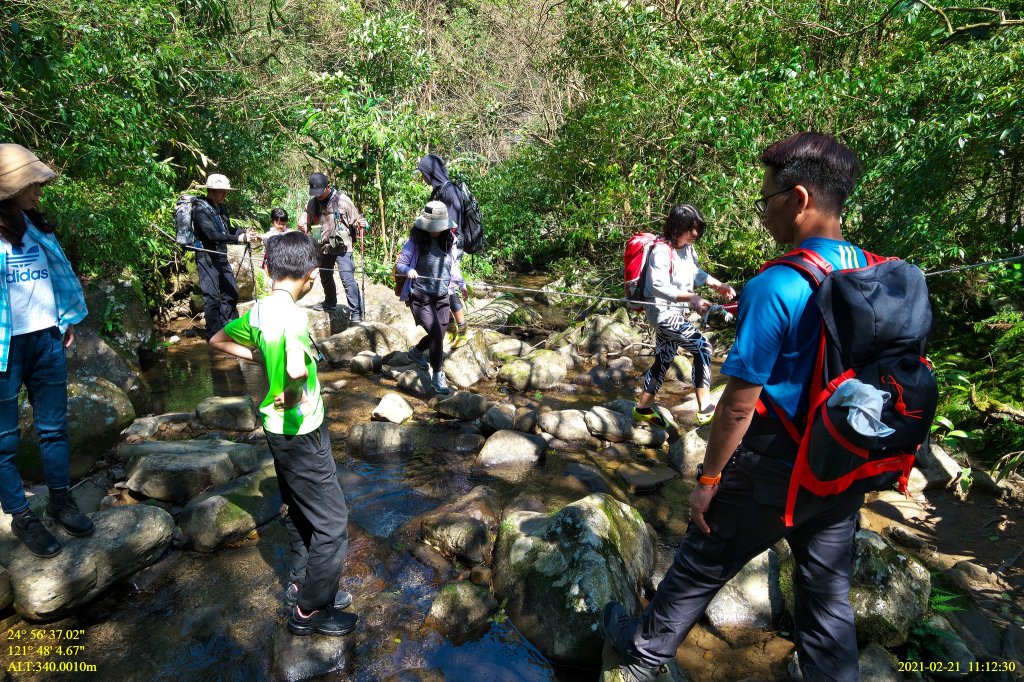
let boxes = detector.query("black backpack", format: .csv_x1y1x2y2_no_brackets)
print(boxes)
173,194,199,247
442,180,483,254
758,248,938,526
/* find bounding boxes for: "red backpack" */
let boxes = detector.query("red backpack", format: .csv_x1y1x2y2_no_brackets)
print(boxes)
624,233,671,310
756,248,938,526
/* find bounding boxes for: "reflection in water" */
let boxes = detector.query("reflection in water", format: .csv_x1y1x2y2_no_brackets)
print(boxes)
426,621,558,682
144,341,268,414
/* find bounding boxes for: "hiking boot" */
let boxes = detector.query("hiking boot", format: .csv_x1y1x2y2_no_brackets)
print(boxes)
287,605,358,636
632,406,669,429
45,488,94,537
450,328,469,349
11,509,62,558
408,347,429,371
284,582,352,610
313,303,337,312
601,602,661,682
431,371,452,395
696,404,716,426
350,314,363,324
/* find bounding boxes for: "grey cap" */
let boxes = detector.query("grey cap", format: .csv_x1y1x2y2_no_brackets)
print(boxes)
308,172,329,197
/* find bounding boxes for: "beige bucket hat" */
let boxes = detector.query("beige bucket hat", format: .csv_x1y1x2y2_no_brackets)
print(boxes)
0,144,57,201
414,201,455,234
198,173,235,191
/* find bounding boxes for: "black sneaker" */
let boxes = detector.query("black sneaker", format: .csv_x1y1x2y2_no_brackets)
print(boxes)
11,509,62,558
601,602,661,682
284,582,352,610
45,488,94,537
287,605,358,636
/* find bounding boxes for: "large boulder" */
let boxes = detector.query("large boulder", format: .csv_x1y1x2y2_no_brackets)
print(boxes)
538,409,592,442
347,422,424,458
909,441,962,492
80,278,154,357
319,322,410,366
435,391,489,421
119,439,261,503
706,543,790,630
782,529,930,647
444,329,494,389
195,395,259,431
667,425,711,476
177,455,281,552
478,430,547,468
17,376,135,480
497,350,567,391
419,486,500,566
493,493,656,666
1,505,173,621
65,326,151,415
482,403,516,433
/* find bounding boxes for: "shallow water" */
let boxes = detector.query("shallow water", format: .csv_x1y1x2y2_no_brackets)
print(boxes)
4,325,791,681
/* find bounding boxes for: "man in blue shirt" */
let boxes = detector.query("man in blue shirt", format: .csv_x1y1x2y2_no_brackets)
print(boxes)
602,133,867,682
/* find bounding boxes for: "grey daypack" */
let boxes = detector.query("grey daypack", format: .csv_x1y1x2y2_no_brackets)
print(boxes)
174,194,199,247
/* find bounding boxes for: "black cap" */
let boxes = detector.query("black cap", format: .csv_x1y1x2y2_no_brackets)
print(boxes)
308,172,329,197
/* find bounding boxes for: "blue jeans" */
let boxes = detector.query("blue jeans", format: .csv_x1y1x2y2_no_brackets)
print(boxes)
320,252,362,318
0,327,71,514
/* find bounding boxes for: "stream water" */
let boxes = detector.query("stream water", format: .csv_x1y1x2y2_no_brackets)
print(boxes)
2,290,791,681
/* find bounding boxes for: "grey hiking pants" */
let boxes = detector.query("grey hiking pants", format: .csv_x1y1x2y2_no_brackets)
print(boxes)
628,445,863,682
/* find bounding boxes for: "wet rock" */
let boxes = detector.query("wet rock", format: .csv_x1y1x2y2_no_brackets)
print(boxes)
846,530,930,646
600,640,688,681
122,412,194,439
478,430,547,468
493,493,656,666
271,624,353,682
470,566,492,587
410,542,457,581
444,329,494,389
17,376,135,480
707,543,790,629
616,463,677,494
0,566,11,611
397,368,433,399
857,642,901,682
195,395,259,431
575,314,643,355
538,409,591,442
425,581,497,642
382,669,446,682
453,434,485,455
65,325,151,414
177,455,281,552
349,350,383,374
372,393,415,424
483,403,516,432
908,442,963,492
120,439,261,503
911,614,976,680
319,321,410,365
420,486,500,566
347,422,419,458
436,391,488,421
2,505,174,621
561,463,611,494
667,425,711,476
497,350,567,391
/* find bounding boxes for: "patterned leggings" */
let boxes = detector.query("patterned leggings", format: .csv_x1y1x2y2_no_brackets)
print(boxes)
642,310,712,396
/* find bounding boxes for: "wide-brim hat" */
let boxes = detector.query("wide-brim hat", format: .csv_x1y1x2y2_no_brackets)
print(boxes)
0,144,57,201
414,200,454,234
199,173,235,191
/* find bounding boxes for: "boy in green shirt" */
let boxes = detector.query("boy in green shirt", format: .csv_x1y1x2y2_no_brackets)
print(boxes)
209,231,356,637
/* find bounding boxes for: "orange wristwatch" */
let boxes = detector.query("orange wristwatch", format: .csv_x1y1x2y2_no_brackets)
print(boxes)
696,463,722,486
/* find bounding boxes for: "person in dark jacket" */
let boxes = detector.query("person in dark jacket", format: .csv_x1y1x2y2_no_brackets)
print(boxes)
416,155,469,347
192,173,256,340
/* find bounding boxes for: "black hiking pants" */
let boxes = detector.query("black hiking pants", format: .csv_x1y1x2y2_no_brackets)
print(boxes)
196,251,239,340
628,445,863,682
266,420,349,612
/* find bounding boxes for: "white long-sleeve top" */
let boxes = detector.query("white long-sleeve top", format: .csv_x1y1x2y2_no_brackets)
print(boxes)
643,242,708,325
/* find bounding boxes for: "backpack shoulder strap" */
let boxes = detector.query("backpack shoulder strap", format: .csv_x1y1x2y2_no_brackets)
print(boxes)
760,247,831,287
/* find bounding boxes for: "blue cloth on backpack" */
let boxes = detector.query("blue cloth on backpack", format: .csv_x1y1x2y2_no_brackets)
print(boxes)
827,379,895,437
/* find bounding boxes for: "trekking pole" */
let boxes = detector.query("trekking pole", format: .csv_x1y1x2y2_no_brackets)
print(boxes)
360,221,367,321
